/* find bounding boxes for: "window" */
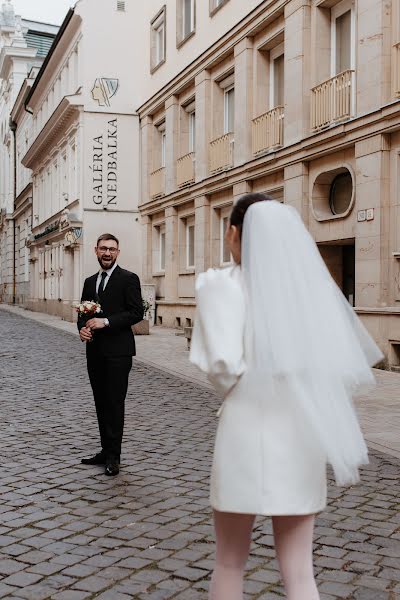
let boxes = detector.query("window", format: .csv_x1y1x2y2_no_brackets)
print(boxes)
188,111,196,152
331,0,354,76
151,7,166,72
186,222,195,268
221,215,231,264
161,131,166,167
270,44,284,108
224,86,235,134
210,0,229,16
179,0,195,43
160,229,166,271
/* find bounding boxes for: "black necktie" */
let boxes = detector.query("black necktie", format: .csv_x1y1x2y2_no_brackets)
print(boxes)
98,272,107,299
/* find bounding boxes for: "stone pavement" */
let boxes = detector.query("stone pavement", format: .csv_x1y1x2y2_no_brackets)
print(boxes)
0,308,399,599
1,303,400,460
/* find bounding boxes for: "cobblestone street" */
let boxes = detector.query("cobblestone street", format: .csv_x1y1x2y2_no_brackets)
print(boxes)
0,311,400,599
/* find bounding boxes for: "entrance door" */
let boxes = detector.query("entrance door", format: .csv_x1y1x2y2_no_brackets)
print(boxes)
342,244,355,306
318,241,355,306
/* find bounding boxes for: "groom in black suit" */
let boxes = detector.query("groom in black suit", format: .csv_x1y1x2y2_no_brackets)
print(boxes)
78,233,143,476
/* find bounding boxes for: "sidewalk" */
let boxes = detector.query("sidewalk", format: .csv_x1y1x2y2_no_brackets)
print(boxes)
1,303,400,460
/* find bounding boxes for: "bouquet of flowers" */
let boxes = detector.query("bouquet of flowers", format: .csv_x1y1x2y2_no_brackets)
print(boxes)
142,298,152,319
72,300,102,317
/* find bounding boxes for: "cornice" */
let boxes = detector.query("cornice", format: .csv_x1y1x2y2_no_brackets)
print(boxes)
0,45,37,80
22,95,83,170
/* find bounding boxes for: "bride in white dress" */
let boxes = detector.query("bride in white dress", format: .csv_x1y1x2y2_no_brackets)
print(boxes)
190,194,382,600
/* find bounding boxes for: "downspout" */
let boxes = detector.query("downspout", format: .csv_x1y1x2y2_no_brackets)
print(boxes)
9,118,17,304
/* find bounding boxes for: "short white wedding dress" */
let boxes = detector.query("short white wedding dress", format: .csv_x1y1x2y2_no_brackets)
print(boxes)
190,201,383,516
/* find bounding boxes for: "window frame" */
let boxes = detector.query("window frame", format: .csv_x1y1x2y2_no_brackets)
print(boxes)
186,218,195,269
209,0,230,17
161,130,166,168
177,0,196,48
330,0,355,77
159,226,166,272
150,6,167,73
269,43,284,110
188,110,196,152
220,209,232,266
223,85,235,134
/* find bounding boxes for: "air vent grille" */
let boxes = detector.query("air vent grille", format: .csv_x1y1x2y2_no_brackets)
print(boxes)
117,1,126,11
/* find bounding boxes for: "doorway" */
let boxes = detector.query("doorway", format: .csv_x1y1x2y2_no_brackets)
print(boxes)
318,240,355,306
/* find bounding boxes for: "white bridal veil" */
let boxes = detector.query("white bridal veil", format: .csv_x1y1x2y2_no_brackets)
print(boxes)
242,201,383,485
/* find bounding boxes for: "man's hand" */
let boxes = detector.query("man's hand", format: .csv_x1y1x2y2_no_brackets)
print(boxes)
79,326,93,343
86,318,106,330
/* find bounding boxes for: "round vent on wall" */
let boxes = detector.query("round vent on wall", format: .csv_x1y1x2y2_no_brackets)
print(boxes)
312,166,355,221
329,172,352,215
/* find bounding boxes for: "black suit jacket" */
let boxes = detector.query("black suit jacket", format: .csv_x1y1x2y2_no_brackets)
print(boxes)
77,265,143,357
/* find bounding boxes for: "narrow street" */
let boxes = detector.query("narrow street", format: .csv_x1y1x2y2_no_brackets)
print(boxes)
0,311,399,599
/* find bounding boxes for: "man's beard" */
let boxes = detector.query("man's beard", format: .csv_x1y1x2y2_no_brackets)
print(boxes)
97,255,117,270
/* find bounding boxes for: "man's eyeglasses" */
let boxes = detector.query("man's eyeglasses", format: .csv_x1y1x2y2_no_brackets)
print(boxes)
98,246,118,254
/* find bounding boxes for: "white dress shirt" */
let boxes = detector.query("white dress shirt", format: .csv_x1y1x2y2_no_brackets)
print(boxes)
96,262,118,294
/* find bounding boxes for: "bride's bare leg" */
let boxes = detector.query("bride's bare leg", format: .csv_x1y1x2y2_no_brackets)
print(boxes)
272,514,320,600
209,510,256,600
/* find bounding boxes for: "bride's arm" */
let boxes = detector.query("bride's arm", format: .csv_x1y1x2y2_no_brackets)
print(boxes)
190,269,246,397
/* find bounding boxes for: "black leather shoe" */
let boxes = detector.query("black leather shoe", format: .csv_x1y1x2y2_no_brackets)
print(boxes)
81,452,106,465
105,463,120,476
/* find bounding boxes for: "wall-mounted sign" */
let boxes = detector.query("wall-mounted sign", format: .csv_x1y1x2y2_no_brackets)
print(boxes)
91,78,119,107
65,228,82,244
358,208,375,222
91,119,118,207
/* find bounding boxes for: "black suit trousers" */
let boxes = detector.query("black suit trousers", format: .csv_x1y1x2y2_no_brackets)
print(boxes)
87,352,132,461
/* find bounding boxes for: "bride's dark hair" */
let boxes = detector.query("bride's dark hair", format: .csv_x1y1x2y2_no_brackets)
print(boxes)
230,193,273,238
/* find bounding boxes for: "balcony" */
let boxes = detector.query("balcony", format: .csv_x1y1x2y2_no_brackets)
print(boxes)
252,106,284,155
150,167,165,199
209,132,234,174
311,70,354,130
395,43,400,95
177,152,195,187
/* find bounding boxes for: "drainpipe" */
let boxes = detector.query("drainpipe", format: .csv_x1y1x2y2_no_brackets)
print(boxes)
9,118,17,304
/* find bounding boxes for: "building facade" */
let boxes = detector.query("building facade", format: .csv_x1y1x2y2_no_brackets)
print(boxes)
21,0,142,321
137,0,400,367
0,0,58,304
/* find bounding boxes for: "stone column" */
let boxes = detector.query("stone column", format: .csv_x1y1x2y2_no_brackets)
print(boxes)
194,195,210,275
284,0,311,145
195,69,211,182
165,95,179,195
164,206,178,302
357,0,392,112
284,162,310,224
140,116,153,205
355,134,390,308
234,37,254,167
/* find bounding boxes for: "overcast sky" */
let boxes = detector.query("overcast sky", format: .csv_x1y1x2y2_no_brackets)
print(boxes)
12,0,75,25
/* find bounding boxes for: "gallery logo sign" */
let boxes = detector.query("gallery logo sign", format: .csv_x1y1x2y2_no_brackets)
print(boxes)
91,78,119,107
65,228,82,244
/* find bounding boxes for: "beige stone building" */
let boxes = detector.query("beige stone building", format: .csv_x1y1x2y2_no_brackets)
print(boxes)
21,0,142,321
137,0,400,367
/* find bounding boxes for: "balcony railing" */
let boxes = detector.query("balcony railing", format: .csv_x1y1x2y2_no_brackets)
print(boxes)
177,152,195,187
209,132,234,174
395,43,400,95
311,70,354,130
150,167,165,198
252,106,284,155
